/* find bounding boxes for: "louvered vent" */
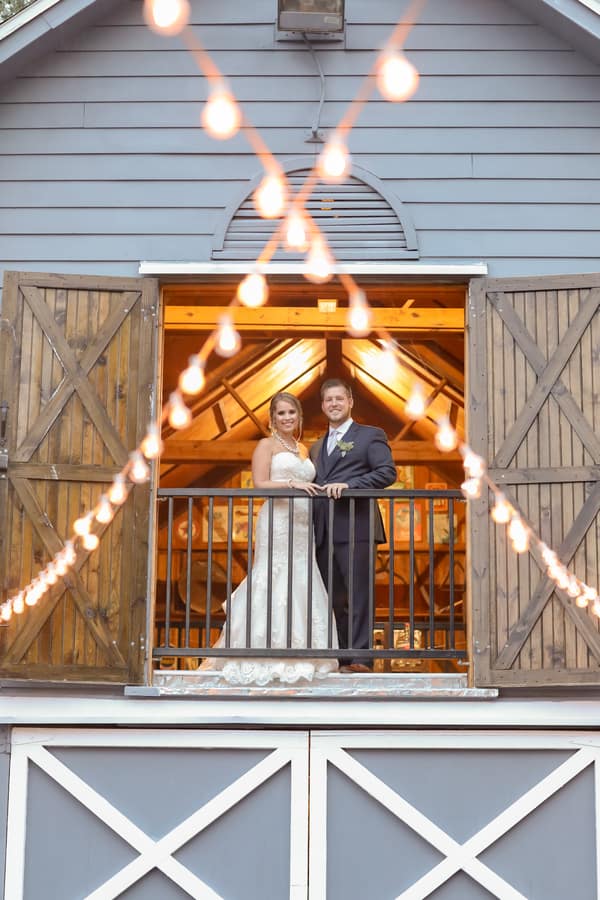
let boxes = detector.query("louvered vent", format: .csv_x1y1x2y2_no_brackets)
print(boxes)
212,166,418,261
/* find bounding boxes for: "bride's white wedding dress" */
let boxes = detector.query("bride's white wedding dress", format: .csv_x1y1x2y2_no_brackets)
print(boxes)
202,452,338,685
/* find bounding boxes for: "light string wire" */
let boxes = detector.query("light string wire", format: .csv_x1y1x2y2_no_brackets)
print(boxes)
2,0,597,626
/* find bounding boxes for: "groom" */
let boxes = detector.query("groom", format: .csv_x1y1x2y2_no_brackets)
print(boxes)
310,378,397,672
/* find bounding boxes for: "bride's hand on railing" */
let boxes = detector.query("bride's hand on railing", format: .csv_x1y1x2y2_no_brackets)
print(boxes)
287,479,324,495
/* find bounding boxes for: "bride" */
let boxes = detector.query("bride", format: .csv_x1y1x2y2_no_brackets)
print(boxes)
202,392,338,685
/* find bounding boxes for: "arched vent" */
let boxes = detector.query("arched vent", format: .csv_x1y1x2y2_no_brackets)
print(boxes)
212,162,418,261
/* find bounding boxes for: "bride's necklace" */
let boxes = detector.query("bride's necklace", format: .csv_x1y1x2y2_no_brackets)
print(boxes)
273,430,299,454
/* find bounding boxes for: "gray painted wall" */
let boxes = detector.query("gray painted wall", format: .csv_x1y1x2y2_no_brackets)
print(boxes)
1,0,600,297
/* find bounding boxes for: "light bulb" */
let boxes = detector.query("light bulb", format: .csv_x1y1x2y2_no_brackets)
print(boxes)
318,140,351,181
567,575,582,598
215,316,241,358
434,417,458,452
377,53,420,102
179,355,205,395
346,289,372,337
285,213,308,251
491,494,512,524
140,424,163,459
593,599,600,617
540,543,558,568
144,0,190,34
108,474,128,506
304,238,334,284
54,557,69,576
462,449,485,479
25,583,41,606
1,604,12,622
507,515,529,553
168,391,192,429
254,174,286,219
45,563,59,585
73,513,92,536
63,540,76,565
237,272,268,308
95,495,114,524
461,477,481,499
201,86,241,139
129,450,150,484
82,532,100,551
405,384,426,420
576,592,588,608
12,594,24,614
581,585,599,606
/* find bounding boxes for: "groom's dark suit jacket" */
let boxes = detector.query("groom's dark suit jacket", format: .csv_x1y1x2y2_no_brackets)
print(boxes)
309,422,397,545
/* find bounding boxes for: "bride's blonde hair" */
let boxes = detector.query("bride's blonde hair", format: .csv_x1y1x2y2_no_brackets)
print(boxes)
269,392,303,440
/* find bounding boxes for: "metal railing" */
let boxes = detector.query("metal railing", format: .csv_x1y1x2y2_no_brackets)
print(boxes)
154,488,467,669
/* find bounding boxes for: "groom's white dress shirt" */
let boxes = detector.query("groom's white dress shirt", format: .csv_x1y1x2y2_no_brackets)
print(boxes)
327,418,353,455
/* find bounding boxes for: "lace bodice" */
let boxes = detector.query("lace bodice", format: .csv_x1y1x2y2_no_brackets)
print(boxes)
270,451,316,483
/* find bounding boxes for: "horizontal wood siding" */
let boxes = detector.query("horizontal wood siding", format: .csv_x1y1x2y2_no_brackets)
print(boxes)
0,0,600,285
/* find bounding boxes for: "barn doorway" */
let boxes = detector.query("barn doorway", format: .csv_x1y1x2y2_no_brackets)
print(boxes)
154,278,466,675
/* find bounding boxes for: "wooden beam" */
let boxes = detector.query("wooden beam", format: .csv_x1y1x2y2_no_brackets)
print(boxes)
164,306,464,334
222,377,270,436
161,439,461,465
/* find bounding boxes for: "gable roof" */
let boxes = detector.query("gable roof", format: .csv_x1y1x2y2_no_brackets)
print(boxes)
0,0,119,82
1,0,600,83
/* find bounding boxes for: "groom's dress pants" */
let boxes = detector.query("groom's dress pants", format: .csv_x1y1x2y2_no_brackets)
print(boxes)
316,539,372,658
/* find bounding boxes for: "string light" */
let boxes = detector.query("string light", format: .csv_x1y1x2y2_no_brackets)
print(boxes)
237,271,268,308
377,52,420,102
73,513,92,537
462,449,485,479
8,5,600,631
140,424,163,460
346,289,372,337
201,84,241,139
508,516,529,554
129,451,150,484
461,477,481,500
285,212,308,251
143,0,190,35
95,495,114,525
82,532,100,552
215,315,242,357
317,140,351,181
254,173,286,218
179,355,206,396
167,391,193,430
108,474,128,506
434,417,458,452
405,383,426,419
491,493,512,524
304,237,334,284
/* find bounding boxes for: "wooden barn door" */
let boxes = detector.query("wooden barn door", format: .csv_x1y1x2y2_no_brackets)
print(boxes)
469,275,600,687
0,272,158,683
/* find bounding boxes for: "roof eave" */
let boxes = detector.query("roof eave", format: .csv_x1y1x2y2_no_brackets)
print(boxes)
0,0,120,83
508,0,600,64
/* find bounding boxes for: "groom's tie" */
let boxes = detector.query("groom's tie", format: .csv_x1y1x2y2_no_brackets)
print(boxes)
327,429,339,455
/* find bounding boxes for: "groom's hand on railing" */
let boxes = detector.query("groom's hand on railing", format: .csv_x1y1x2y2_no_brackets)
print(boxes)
323,482,349,499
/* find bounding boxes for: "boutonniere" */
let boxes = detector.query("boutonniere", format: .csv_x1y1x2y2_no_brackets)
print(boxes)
336,439,354,457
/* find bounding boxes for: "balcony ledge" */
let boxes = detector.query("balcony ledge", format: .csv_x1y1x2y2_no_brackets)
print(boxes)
143,671,498,700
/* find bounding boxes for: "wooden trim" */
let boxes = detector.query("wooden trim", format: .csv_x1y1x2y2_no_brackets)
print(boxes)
466,277,491,687
489,466,600,484
164,305,464,333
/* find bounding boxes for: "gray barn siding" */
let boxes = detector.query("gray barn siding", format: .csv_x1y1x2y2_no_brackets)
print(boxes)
1,0,600,295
